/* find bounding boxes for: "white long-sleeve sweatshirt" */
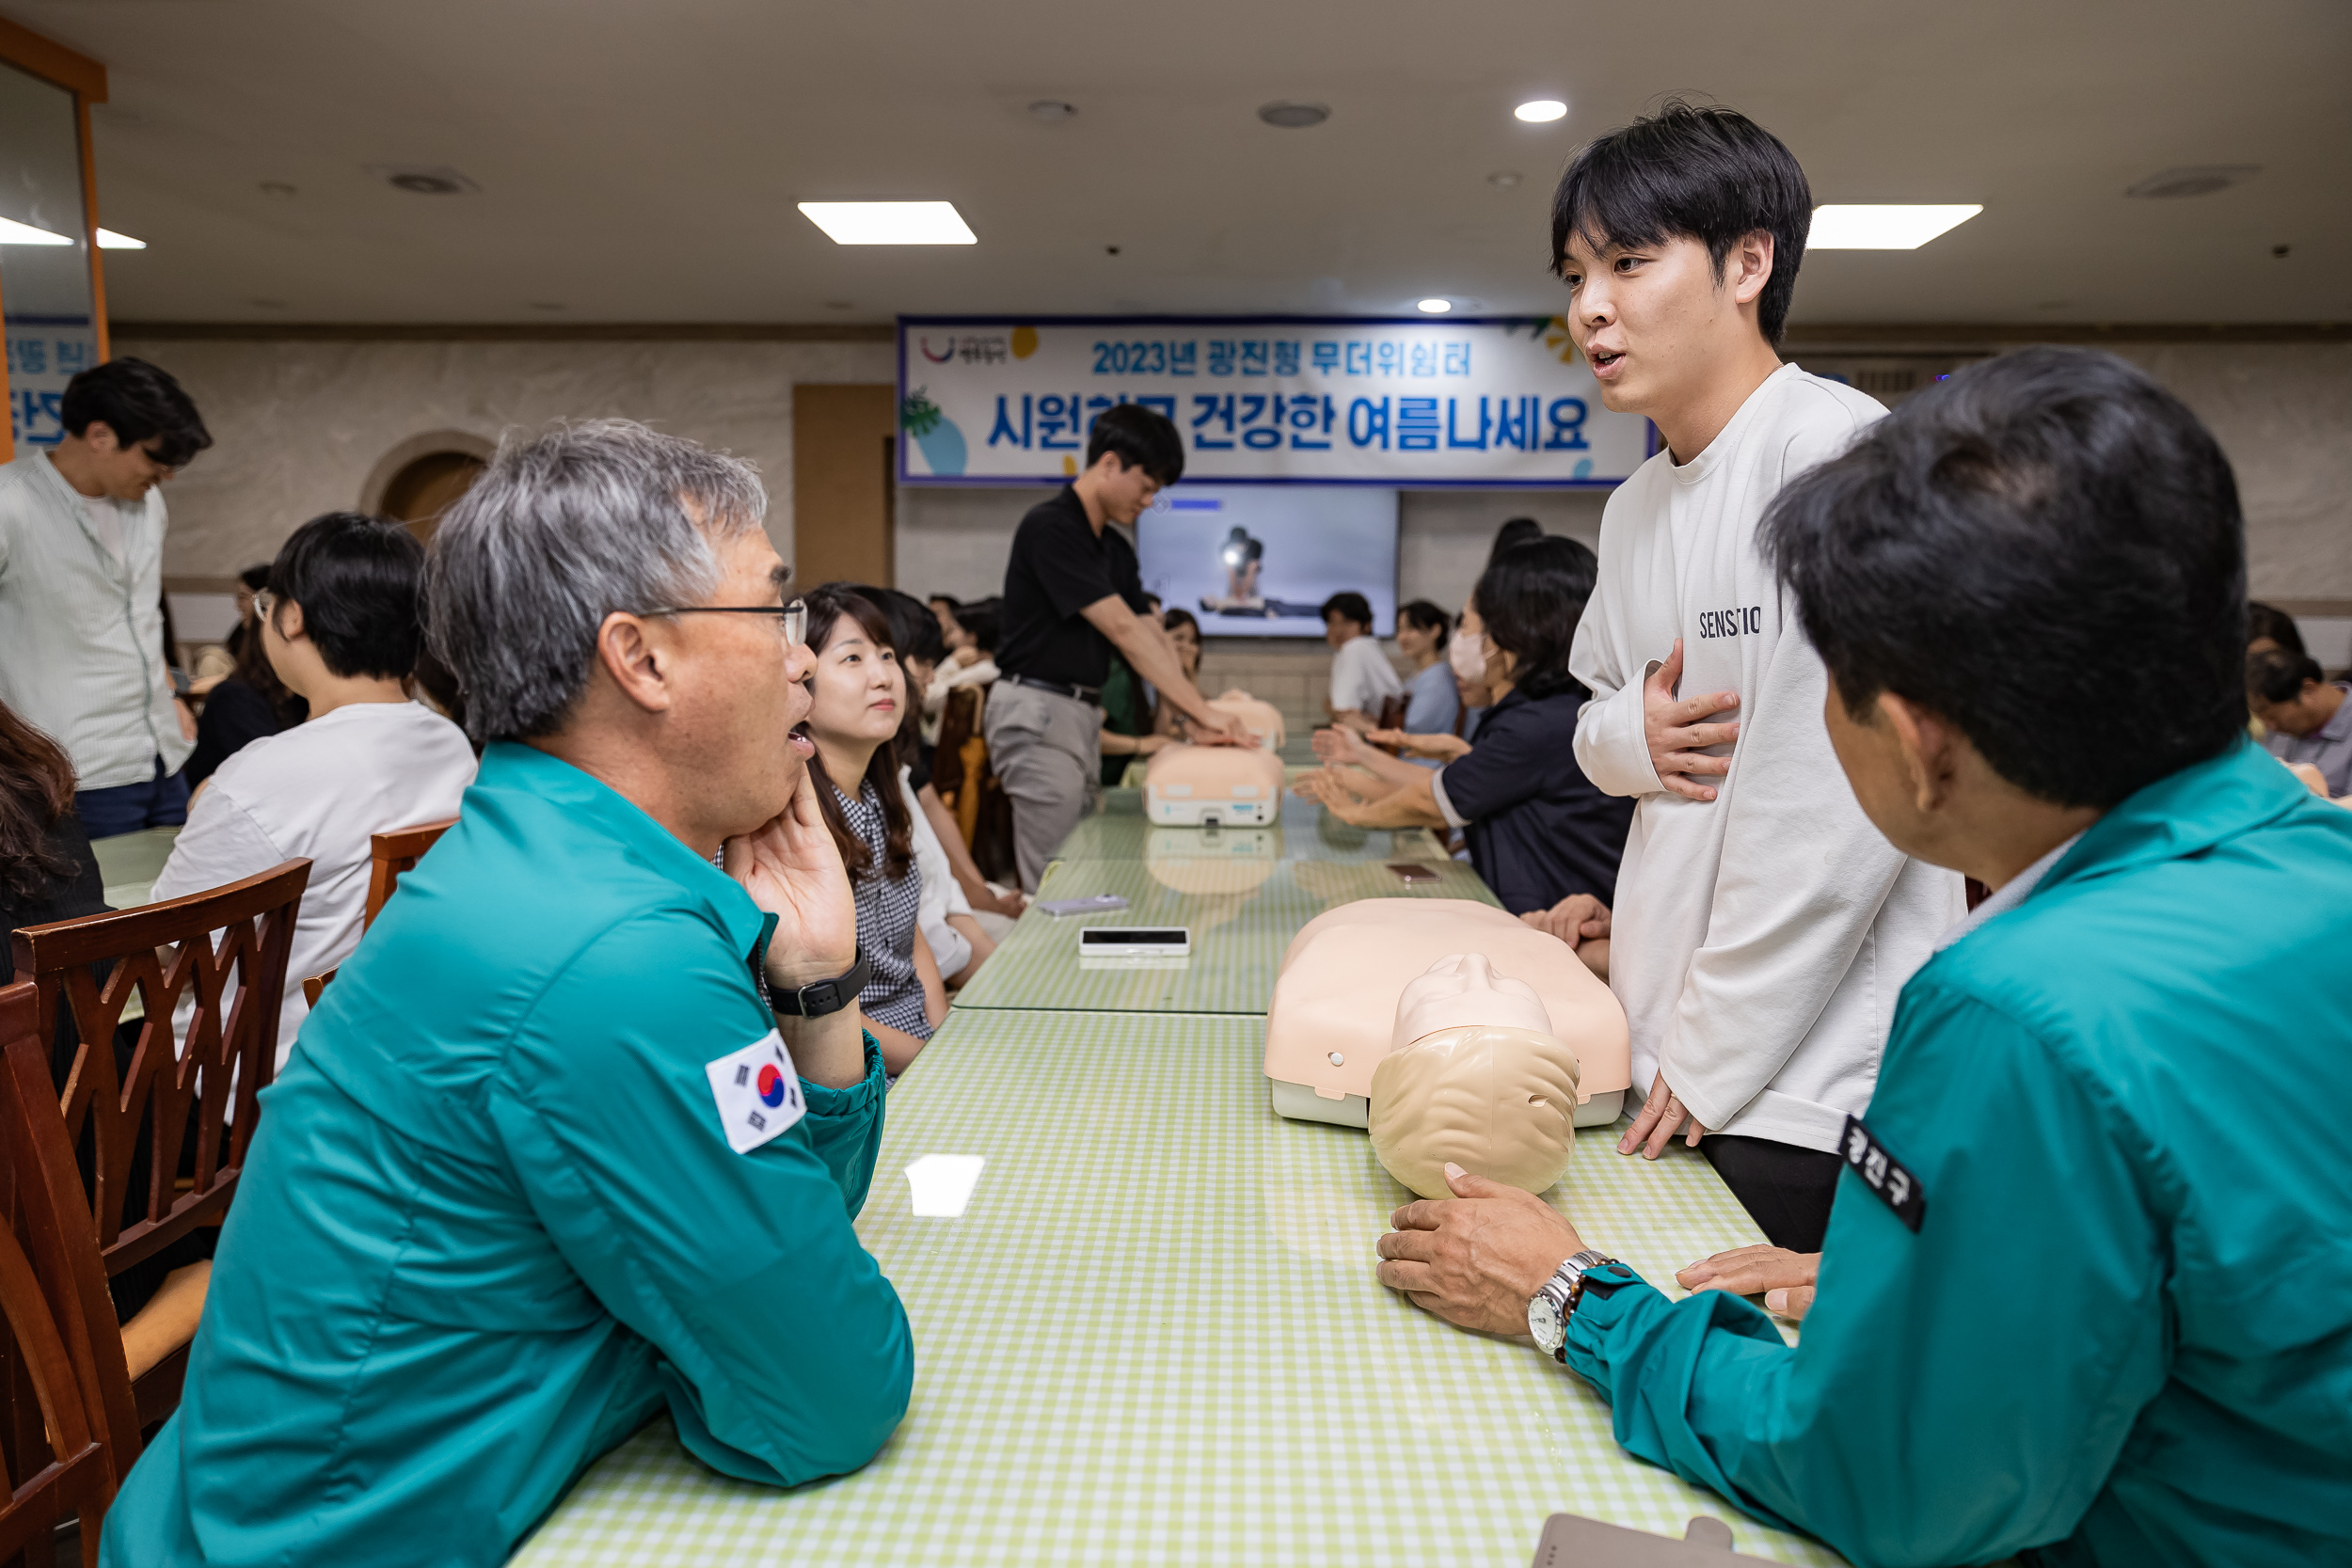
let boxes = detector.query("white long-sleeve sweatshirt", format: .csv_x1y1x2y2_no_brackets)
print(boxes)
1567,364,1964,1153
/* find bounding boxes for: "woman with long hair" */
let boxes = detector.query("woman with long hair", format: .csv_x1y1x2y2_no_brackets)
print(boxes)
797,586,945,1074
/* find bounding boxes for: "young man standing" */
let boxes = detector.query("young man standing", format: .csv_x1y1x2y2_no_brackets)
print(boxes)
0,357,214,835
1321,591,1402,730
1558,103,1963,1250
987,403,1241,890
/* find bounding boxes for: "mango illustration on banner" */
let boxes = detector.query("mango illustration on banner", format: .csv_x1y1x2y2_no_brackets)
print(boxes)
1011,325,1039,359
899,387,968,476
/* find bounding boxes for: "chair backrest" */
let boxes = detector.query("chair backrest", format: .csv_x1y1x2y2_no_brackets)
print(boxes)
365,817,455,931
0,981,134,1565
9,861,310,1279
1375,692,1407,733
932,687,981,814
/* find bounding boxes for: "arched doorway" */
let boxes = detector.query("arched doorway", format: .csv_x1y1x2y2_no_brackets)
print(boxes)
379,451,485,542
358,429,496,542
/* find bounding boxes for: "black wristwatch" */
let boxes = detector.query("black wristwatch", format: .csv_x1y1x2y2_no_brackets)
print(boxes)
770,949,871,1018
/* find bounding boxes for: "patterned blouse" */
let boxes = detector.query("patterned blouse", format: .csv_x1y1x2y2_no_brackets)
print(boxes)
834,780,933,1040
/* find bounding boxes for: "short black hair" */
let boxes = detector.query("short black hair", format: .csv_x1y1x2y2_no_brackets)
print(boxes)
1087,402,1185,487
2248,646,2325,706
1762,346,2247,810
2247,601,2305,656
1550,99,1812,346
1474,537,1597,702
1398,598,1451,648
1488,517,1544,565
1319,592,1374,630
60,356,214,468
238,562,273,593
267,512,427,680
957,599,1002,655
1162,607,1200,640
855,583,946,668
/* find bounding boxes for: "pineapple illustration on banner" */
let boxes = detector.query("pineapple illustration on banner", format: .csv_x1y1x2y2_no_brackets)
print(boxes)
899,387,967,476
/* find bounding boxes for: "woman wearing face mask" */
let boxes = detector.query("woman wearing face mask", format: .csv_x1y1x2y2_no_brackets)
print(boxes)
797,586,946,1075
1295,539,1632,919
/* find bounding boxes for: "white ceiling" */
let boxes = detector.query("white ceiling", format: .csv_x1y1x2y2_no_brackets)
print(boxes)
15,0,2350,326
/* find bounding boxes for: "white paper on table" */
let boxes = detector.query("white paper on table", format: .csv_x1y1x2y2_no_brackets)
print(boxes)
904,1154,988,1217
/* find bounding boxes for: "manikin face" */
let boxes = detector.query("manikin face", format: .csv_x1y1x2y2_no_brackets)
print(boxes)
804,613,903,748
1391,952,1553,1048
1557,229,1772,422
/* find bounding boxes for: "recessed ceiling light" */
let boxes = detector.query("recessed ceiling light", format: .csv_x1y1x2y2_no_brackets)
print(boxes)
96,229,145,249
1515,100,1567,123
1028,100,1075,122
0,216,72,245
366,164,480,196
1417,297,1453,314
1808,204,1981,249
2124,165,2260,199
797,201,977,245
1487,171,1522,189
1258,101,1329,129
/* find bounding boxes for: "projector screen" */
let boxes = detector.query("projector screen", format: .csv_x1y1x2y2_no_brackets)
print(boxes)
1134,485,1399,638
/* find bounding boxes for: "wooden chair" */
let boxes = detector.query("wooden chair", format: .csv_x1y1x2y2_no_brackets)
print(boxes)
301,817,456,1006
0,981,135,1568
10,860,310,1436
931,687,984,843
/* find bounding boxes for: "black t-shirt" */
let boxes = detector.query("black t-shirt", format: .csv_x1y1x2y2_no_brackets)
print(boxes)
995,487,1150,689
187,677,299,787
1437,685,1634,915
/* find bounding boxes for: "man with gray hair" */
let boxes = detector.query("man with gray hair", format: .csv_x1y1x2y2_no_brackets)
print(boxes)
103,421,914,1568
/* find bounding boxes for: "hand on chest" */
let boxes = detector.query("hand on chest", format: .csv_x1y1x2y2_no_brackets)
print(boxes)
1629,516,1776,701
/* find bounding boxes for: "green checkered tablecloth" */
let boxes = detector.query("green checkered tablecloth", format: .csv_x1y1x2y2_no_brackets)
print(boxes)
91,824,180,910
1055,789,1453,865
950,855,1500,1013
515,1009,1841,1568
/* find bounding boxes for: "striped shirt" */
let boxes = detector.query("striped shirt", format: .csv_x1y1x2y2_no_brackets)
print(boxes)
0,451,190,789
833,780,932,1040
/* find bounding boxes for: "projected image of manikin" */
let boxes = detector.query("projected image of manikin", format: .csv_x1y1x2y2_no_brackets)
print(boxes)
1201,526,1267,614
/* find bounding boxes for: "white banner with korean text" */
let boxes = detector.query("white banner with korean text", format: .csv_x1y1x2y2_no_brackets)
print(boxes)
895,316,1651,487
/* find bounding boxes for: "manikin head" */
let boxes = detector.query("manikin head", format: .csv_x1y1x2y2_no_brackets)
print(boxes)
1369,954,1582,1199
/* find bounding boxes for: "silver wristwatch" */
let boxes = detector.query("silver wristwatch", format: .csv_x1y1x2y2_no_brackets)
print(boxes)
1527,1249,1616,1358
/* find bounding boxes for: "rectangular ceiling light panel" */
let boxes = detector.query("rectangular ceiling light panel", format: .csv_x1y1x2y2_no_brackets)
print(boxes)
0,216,73,245
97,229,146,249
1809,204,1982,249
797,201,977,245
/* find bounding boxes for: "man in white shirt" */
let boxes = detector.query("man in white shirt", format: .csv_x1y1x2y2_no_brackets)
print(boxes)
1557,101,1964,1250
1322,592,1402,731
0,358,214,836
151,512,476,1069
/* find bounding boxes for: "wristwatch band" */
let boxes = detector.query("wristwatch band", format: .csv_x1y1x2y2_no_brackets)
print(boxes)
771,949,871,1018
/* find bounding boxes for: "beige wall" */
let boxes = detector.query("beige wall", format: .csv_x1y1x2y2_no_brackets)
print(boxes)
126,337,2351,623
119,336,896,580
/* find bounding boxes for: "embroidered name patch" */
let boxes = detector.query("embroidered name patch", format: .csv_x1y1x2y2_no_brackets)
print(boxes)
705,1030,806,1154
1840,1115,1927,1232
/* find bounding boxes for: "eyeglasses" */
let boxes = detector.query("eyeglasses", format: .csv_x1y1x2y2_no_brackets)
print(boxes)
641,596,808,649
253,589,278,620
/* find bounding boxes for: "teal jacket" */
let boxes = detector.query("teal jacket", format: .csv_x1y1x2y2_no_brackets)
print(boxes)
102,744,913,1567
1563,741,2352,1566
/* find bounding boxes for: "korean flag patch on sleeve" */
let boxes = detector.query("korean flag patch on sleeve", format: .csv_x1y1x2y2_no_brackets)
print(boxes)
705,1030,807,1154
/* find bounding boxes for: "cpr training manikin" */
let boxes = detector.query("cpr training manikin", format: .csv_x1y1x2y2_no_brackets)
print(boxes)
1145,689,1287,827
1263,899,1630,1196
1368,953,1584,1199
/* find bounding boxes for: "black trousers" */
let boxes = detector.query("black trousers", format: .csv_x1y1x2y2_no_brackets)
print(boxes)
1701,1133,1844,1253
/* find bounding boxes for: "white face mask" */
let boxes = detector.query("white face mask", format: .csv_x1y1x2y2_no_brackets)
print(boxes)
1449,629,1486,683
